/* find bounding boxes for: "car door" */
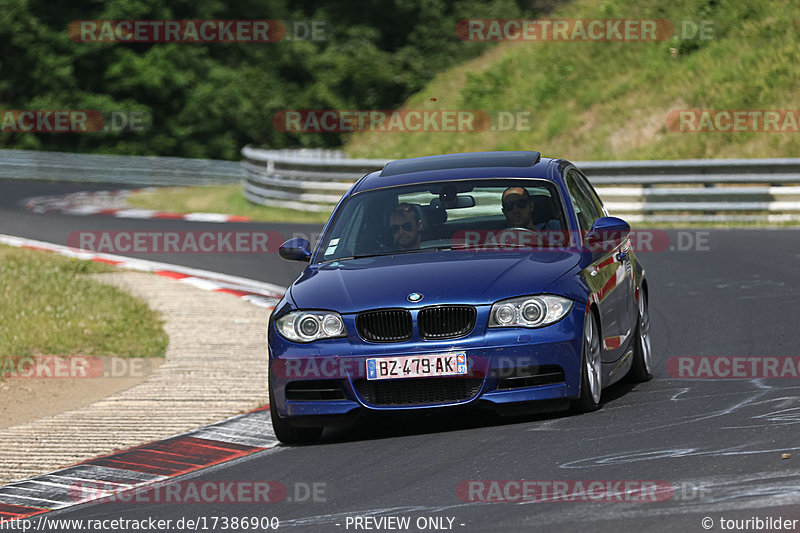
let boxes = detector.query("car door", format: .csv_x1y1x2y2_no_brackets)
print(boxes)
565,169,631,363
577,169,637,349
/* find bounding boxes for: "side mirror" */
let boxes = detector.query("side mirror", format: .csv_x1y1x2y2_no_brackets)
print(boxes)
279,238,312,262
585,216,630,252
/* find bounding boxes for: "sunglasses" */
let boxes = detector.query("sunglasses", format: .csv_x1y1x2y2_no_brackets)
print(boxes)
390,222,416,233
502,199,530,212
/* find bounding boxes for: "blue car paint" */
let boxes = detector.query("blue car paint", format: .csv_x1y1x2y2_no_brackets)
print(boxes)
269,303,584,417
268,152,646,422
288,251,581,312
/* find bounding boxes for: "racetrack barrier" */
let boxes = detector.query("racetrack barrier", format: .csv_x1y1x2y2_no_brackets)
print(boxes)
240,146,800,223
0,149,240,186
2,147,799,223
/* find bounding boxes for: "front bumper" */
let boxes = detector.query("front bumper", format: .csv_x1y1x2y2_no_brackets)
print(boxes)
268,305,585,421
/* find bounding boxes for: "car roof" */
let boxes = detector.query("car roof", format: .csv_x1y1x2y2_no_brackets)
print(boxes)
352,151,561,193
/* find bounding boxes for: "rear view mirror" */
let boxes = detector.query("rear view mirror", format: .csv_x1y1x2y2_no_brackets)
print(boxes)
430,196,475,210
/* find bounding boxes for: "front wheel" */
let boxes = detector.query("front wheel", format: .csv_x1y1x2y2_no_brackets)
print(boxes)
626,290,653,383
572,310,602,412
269,381,323,445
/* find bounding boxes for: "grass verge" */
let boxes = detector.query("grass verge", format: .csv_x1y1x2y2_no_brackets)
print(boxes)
0,245,168,359
127,184,333,224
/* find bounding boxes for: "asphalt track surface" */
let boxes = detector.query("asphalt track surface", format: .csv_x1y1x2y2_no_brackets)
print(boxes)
4,179,800,532
0,179,310,286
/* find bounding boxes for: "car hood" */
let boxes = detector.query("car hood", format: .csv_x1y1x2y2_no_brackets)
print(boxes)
288,250,581,313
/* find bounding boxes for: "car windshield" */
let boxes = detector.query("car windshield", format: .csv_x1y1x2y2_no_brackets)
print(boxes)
316,178,568,262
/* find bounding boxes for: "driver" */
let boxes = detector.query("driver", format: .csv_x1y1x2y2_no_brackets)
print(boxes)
389,203,423,250
502,187,561,230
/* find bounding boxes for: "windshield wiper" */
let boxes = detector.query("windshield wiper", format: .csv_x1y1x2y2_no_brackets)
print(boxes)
326,252,388,261
325,248,449,262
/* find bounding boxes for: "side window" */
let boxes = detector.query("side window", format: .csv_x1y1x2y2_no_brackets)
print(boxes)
575,170,607,218
566,169,601,232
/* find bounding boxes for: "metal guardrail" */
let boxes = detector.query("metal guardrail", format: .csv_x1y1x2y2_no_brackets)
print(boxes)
241,146,800,223
240,146,387,211
0,149,241,186
578,159,800,223
2,147,798,223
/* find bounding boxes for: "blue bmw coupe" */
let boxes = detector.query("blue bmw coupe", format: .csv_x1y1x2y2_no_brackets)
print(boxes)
268,151,651,443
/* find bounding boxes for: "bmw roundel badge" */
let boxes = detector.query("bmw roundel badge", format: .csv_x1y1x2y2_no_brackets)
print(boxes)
407,292,423,302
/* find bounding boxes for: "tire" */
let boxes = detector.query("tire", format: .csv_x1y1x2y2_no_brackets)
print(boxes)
268,381,323,445
626,290,653,383
572,310,602,412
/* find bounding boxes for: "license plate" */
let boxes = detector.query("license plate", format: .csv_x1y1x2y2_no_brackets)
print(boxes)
366,352,467,380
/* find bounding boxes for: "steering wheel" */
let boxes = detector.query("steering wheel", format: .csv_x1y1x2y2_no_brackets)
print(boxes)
491,226,544,249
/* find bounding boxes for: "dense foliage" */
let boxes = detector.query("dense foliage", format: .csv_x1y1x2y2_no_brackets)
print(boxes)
0,0,532,159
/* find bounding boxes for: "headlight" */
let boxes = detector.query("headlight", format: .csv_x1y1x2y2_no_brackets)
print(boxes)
276,311,346,342
488,295,573,328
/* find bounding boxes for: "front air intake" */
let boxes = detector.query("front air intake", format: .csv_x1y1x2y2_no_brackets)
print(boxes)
356,309,412,342
418,306,476,339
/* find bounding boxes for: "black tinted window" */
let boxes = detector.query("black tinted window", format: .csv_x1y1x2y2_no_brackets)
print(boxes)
566,169,602,232
316,179,566,262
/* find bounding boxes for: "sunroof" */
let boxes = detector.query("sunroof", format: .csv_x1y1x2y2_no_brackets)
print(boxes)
379,151,541,177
